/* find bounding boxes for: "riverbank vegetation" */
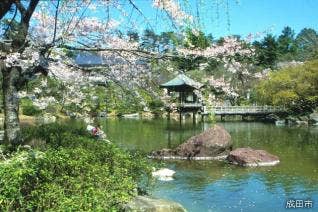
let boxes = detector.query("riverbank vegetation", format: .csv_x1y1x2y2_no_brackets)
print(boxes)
255,60,318,115
0,121,152,211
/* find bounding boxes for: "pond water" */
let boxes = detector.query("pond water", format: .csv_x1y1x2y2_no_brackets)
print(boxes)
101,118,318,212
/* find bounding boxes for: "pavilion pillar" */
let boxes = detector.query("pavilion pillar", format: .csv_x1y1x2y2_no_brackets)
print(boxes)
167,129,172,148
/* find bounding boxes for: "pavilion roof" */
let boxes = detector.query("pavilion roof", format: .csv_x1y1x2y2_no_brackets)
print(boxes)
160,74,203,90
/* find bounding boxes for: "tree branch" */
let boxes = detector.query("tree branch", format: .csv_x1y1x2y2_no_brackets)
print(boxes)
14,0,26,17
127,0,154,31
4,6,17,36
0,0,14,20
21,0,39,25
59,44,179,60
52,0,60,44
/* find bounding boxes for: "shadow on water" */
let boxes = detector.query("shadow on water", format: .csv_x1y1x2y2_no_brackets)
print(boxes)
101,118,318,212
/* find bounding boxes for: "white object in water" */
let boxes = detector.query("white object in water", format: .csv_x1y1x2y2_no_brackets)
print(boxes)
152,168,176,181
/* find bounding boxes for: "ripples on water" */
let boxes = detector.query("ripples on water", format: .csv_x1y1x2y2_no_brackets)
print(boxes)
102,119,318,212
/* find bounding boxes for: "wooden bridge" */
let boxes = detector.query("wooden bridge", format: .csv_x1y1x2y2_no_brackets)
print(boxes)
202,105,285,116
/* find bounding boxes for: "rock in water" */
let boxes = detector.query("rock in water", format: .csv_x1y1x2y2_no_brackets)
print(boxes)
227,147,280,167
151,125,232,160
124,196,187,212
152,168,175,181
175,125,232,157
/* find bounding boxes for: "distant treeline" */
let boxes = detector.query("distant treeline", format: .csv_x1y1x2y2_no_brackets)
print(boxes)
124,26,318,68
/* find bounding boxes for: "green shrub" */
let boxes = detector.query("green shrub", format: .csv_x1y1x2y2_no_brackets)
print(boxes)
22,120,88,148
20,98,42,116
45,104,58,114
148,99,164,116
149,99,164,110
1,122,152,211
255,60,318,115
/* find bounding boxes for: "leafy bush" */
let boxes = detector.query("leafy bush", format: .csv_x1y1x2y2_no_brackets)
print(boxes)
45,104,59,114
149,99,164,110
0,122,152,211
20,98,42,116
22,120,92,148
255,60,318,115
148,99,164,116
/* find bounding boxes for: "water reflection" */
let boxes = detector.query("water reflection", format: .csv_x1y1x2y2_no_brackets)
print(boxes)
101,118,318,211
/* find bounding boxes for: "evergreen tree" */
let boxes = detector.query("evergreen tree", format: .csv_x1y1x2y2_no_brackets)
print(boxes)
253,34,278,68
141,29,160,52
277,26,297,61
295,28,318,61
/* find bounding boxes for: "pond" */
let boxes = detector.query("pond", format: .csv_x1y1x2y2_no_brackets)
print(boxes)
101,118,318,212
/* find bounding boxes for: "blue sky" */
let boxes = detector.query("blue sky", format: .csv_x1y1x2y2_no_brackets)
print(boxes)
19,0,318,41
130,0,318,39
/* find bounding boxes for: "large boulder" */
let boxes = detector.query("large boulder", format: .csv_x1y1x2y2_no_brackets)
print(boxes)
227,147,280,167
124,196,186,212
151,125,232,160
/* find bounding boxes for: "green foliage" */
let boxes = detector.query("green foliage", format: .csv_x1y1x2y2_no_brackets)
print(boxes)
277,26,298,61
1,19,24,41
148,99,164,116
184,28,211,49
22,120,88,148
149,99,164,109
116,100,142,116
253,34,279,68
104,84,144,115
253,27,318,67
295,28,318,61
255,60,318,114
45,104,59,114
20,98,42,116
80,85,108,115
141,29,162,52
0,122,152,211
26,76,64,101
140,29,181,53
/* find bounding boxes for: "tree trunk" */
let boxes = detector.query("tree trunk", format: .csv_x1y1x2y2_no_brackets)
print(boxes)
2,67,22,146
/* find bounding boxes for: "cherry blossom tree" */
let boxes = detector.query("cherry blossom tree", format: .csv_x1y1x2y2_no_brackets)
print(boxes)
0,0,252,147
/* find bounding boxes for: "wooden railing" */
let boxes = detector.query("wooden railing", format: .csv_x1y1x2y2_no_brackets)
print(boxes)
165,103,285,115
204,105,285,115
